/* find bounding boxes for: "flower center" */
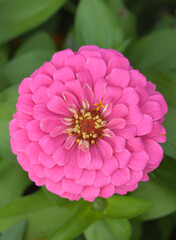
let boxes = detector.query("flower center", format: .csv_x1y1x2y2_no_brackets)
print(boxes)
70,107,106,145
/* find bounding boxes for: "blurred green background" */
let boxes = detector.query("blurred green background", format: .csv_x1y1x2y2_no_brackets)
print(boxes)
0,0,176,239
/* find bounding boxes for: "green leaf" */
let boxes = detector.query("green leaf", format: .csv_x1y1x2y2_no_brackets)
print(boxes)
15,32,55,57
153,155,176,187
0,49,54,85
125,28,176,71
0,159,30,208
0,190,75,240
106,0,136,39
0,120,16,161
85,218,131,240
162,105,176,159
0,45,8,68
130,178,176,221
0,221,26,240
0,0,67,45
130,221,143,240
75,0,123,49
48,202,102,240
104,195,153,219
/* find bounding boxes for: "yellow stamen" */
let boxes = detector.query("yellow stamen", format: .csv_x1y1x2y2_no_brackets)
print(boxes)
76,139,80,143
68,133,72,136
94,99,105,111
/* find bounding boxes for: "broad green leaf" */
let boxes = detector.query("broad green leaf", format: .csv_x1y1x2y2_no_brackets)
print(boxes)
130,178,176,221
0,0,67,45
75,0,123,49
85,218,131,240
0,120,16,161
0,221,26,240
106,0,136,39
15,32,55,57
153,155,176,187
125,28,176,71
0,159,30,208
0,85,18,120
162,106,176,159
0,190,75,240
104,195,153,219
153,14,176,31
130,221,143,240
0,50,54,85
48,202,102,240
0,45,8,68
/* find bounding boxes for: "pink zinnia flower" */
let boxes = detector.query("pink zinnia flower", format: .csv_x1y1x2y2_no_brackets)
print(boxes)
9,45,167,202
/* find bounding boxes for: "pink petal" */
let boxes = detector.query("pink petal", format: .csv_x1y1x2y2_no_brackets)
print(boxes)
127,137,144,152
16,94,34,115
99,48,117,64
111,168,131,186
25,142,41,164
83,84,94,107
42,62,56,77
17,112,33,128
30,74,52,92
152,125,166,143
125,105,143,125
135,86,148,105
148,94,168,115
85,58,106,82
47,95,70,116
75,170,96,186
65,54,86,72
79,49,101,58
39,134,65,155
103,86,122,105
32,86,49,104
115,125,136,139
65,80,83,104
98,139,113,159
107,118,126,130
52,49,74,68
102,155,118,176
18,78,32,94
140,101,163,120
78,45,100,52
9,118,19,136
81,186,100,201
102,103,112,118
128,151,149,170
17,152,30,171
108,104,128,120
62,91,79,107
107,135,126,153
26,120,44,141
93,170,111,187
144,139,163,165
115,184,138,195
40,117,61,133
62,178,83,194
87,146,103,170
50,126,66,137
119,87,139,105
46,180,64,195
76,70,93,88
60,192,81,201
103,128,114,138
64,135,76,150
33,104,58,120
136,114,153,136
30,164,44,178
129,70,146,87
12,129,30,152
77,149,91,169
99,184,115,198
39,152,56,168
53,67,75,83
93,78,107,104
114,149,131,169
28,172,46,186
106,68,130,88
44,165,64,182
126,170,143,186
47,81,64,98
53,145,69,166
107,55,130,74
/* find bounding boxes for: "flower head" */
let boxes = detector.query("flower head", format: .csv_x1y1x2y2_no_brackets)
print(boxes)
9,45,167,202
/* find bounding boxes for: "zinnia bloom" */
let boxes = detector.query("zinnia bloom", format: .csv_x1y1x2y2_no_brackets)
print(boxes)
9,45,167,202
